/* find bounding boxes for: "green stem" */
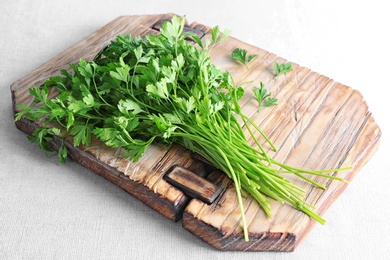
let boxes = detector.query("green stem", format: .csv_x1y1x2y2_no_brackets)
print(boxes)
214,145,249,242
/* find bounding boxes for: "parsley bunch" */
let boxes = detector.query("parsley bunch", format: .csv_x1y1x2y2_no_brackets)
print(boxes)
16,16,345,241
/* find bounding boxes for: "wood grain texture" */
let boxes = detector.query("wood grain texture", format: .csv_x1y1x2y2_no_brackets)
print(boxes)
183,37,382,250
10,14,381,251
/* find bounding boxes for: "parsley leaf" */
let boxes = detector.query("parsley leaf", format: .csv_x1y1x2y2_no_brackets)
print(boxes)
69,123,92,146
231,48,258,69
274,61,293,77
253,82,278,109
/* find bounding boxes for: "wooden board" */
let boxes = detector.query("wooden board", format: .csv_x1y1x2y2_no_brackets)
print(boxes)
10,14,381,251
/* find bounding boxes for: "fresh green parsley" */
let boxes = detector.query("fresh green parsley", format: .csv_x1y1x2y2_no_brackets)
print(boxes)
253,82,278,109
231,48,258,69
274,61,293,77
15,16,346,242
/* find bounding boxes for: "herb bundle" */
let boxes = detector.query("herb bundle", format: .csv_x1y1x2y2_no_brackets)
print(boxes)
16,16,345,241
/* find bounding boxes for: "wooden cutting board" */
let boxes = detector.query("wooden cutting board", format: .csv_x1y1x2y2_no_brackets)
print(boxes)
10,14,381,251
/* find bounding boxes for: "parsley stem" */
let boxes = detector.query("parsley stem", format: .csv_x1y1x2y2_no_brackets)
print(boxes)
215,145,249,241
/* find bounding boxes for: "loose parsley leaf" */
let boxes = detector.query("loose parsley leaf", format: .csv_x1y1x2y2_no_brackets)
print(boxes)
274,61,293,77
253,82,278,109
231,48,258,69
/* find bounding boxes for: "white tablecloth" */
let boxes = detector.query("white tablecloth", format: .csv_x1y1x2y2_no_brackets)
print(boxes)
1,1,389,259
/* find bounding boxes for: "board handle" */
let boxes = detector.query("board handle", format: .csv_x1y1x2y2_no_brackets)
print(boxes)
164,165,221,204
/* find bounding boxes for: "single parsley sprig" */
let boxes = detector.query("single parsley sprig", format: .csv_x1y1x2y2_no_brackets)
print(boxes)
231,48,258,69
253,82,278,109
274,61,293,77
15,16,347,242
